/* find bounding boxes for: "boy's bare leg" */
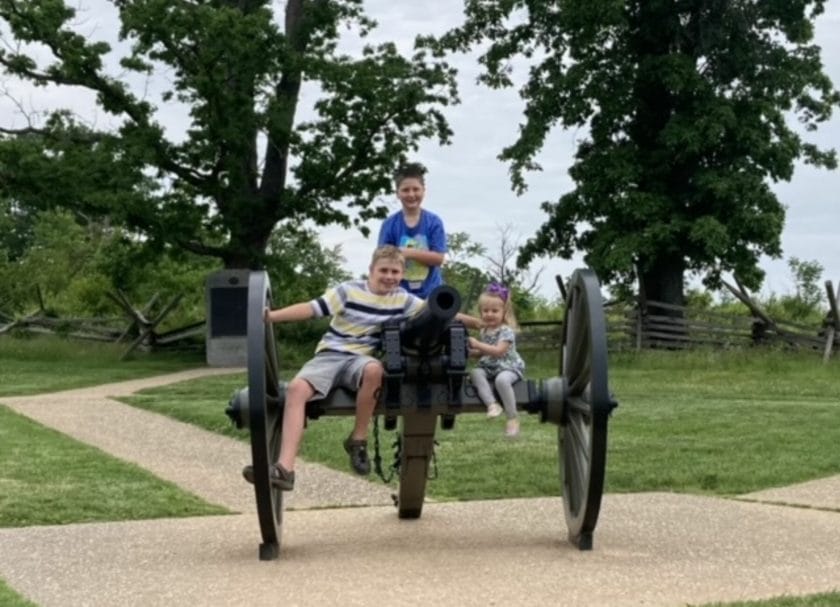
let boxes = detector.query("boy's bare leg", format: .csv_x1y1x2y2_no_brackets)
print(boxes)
352,362,384,440
278,378,315,471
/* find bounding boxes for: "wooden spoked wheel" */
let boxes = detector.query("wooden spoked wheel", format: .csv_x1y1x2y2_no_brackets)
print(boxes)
559,268,612,550
246,271,284,561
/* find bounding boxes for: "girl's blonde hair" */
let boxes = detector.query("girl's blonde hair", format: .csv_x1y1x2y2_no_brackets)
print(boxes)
477,286,519,330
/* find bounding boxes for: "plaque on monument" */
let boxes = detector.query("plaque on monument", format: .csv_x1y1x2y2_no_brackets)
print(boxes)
205,269,250,366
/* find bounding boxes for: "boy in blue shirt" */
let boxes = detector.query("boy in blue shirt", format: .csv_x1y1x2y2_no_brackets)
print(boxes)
378,162,447,298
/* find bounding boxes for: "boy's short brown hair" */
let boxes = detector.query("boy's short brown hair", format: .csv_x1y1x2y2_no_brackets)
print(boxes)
393,162,427,186
370,244,405,267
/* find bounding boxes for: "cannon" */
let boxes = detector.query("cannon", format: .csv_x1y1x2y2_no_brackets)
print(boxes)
226,270,617,560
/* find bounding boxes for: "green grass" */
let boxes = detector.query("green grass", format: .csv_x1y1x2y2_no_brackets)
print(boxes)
121,372,250,440
120,348,840,500
0,335,205,396
698,593,840,607
606,349,840,495
0,404,228,527
0,579,37,607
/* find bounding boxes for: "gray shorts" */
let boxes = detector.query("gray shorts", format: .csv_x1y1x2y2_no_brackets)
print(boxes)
294,352,381,399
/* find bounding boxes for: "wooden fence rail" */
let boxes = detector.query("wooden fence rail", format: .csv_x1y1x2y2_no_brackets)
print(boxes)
0,287,204,358
515,290,839,361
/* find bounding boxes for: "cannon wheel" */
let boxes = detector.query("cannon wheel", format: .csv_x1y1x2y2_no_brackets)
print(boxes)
247,271,284,560
559,268,611,550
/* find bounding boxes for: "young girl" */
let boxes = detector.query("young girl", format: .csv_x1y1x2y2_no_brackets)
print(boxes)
468,283,526,437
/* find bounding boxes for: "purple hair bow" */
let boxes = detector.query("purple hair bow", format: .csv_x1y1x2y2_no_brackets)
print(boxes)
485,282,509,302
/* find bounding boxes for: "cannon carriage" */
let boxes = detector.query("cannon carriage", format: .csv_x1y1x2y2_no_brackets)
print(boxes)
226,269,617,561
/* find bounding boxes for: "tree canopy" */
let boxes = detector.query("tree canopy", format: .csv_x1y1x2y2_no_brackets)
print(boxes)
438,0,840,305
0,0,457,268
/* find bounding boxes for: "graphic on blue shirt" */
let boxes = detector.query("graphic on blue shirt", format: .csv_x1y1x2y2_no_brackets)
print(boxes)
378,209,446,297
399,234,430,283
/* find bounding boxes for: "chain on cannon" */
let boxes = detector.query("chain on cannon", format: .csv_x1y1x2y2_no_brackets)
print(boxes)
226,269,618,560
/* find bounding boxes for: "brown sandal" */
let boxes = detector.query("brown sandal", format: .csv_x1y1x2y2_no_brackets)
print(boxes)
343,434,371,476
241,463,295,491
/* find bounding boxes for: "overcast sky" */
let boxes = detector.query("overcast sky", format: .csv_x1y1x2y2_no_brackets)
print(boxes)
2,2,838,301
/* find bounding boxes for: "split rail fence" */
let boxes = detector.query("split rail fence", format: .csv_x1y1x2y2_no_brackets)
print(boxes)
4,278,839,362
517,278,840,362
0,288,204,360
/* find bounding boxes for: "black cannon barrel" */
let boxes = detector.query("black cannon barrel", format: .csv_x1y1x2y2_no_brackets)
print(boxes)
398,285,461,355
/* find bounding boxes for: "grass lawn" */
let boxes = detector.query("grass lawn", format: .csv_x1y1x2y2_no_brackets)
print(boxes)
121,348,840,499
697,594,840,607
0,335,205,397
0,579,37,607
606,349,840,495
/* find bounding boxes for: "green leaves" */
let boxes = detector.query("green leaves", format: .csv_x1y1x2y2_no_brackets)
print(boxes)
0,1,457,269
439,0,839,303
291,40,456,231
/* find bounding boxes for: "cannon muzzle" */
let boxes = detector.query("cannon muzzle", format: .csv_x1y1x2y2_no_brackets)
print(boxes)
398,285,461,355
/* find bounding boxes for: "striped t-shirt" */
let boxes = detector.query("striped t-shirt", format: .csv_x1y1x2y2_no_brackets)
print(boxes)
310,280,426,356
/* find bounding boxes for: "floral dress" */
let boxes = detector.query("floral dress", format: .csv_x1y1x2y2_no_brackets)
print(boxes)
477,325,525,378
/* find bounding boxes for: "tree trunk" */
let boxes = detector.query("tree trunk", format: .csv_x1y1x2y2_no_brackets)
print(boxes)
638,256,685,310
637,256,686,349
222,226,271,270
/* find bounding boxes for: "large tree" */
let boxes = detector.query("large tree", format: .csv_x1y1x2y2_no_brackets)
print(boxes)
0,0,457,268
438,0,839,305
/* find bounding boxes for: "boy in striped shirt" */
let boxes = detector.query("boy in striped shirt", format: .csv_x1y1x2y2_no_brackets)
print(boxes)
243,245,426,491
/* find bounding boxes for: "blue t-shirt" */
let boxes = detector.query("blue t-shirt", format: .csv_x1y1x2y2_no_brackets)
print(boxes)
377,209,447,298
